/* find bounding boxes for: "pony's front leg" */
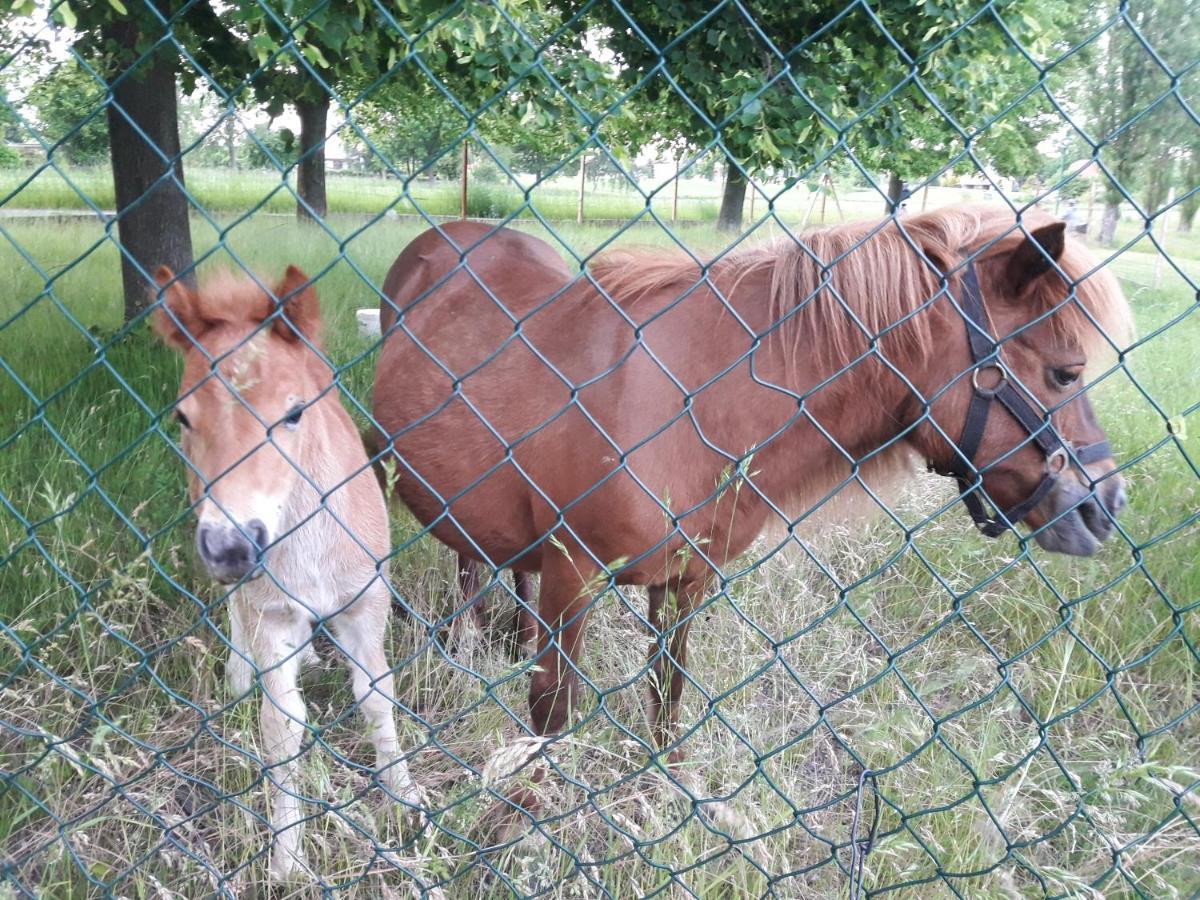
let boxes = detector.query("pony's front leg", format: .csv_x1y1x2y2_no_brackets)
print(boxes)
450,552,486,649
512,570,538,658
249,608,313,881
481,547,599,845
645,577,755,847
645,578,709,762
330,580,423,809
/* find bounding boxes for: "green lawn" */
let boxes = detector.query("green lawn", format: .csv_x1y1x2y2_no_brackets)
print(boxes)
13,163,1173,230
0,213,1197,897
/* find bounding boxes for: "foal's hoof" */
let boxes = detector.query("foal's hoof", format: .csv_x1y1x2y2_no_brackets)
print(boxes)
268,842,311,882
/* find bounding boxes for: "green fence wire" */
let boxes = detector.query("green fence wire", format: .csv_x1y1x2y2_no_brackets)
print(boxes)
1,0,1198,896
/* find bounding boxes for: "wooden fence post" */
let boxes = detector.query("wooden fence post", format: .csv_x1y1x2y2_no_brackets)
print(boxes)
577,154,587,224
672,155,680,223
460,141,469,219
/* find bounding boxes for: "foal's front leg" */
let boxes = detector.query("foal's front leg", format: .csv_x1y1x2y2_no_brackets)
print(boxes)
330,579,423,808
225,595,254,696
247,605,314,880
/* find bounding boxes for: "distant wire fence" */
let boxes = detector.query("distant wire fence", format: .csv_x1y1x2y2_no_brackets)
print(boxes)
1,1,1198,898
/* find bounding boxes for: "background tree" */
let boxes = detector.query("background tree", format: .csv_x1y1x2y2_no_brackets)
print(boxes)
5,1,239,320
44,1,200,320
26,58,111,166
589,0,1071,231
1073,0,1195,244
215,1,406,222
1178,148,1199,233
347,84,468,180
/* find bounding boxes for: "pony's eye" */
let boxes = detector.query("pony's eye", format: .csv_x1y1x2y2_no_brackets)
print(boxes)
1051,367,1082,389
174,409,191,429
283,404,305,429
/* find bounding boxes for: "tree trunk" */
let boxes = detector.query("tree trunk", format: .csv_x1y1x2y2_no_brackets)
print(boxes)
1178,159,1198,232
1098,202,1120,245
717,166,747,232
296,97,328,222
104,22,194,323
885,173,906,216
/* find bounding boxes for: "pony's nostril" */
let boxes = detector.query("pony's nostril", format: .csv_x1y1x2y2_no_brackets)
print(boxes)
246,519,269,553
1107,482,1128,517
196,523,218,562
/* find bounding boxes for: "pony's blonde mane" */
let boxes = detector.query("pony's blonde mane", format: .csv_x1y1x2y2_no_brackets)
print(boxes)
591,205,1132,375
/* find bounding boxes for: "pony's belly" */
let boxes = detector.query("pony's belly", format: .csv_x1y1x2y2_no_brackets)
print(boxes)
391,462,542,569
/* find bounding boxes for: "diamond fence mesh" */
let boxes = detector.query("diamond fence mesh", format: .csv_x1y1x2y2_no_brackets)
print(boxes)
1,0,1198,896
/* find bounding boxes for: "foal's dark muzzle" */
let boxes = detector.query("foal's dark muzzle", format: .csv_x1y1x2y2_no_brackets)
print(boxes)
196,519,269,583
1033,473,1127,557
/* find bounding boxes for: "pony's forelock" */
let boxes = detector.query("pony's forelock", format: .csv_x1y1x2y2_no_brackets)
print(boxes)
157,269,323,350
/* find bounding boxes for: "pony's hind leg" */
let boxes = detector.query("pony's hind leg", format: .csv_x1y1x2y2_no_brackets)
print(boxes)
330,581,422,808
645,578,755,847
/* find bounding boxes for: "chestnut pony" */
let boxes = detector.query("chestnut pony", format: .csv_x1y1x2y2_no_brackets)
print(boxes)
155,267,421,879
371,208,1131,831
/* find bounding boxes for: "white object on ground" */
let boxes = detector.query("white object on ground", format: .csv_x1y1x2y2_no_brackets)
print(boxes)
356,308,381,337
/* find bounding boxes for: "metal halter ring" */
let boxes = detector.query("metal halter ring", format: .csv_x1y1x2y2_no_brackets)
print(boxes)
1046,447,1068,475
971,362,1007,397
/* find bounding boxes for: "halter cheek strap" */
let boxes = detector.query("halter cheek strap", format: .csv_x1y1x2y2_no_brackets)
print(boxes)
931,261,1109,537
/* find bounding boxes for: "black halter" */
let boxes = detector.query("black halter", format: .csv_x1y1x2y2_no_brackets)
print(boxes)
931,260,1110,538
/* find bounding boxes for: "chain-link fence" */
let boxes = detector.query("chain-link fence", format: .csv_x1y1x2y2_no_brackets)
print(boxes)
1,1,1197,896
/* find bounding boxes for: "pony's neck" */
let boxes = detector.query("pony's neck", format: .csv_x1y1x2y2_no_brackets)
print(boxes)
725,244,933,510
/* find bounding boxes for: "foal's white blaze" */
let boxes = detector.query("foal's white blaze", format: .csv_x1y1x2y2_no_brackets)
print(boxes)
154,265,423,881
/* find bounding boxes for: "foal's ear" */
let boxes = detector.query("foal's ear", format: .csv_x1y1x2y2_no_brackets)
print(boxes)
272,265,321,344
152,266,201,350
1006,222,1067,295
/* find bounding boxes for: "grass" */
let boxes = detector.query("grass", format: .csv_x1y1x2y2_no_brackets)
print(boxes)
0,164,728,223
0,211,1198,897
8,163,1159,229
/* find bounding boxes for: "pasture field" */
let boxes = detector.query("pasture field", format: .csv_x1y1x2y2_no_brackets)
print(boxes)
0,212,1198,897
0,163,1069,226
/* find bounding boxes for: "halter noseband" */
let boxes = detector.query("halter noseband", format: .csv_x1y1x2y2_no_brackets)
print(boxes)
930,260,1110,538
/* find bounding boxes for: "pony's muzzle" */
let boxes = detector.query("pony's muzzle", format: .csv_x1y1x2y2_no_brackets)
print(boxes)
196,519,269,584
1033,471,1127,557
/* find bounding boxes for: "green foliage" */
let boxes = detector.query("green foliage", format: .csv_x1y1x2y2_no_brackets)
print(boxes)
1069,0,1196,208
345,85,466,179
25,59,110,165
590,0,1071,183
242,123,298,171
0,143,21,168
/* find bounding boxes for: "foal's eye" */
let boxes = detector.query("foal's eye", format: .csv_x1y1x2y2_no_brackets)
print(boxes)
1051,367,1082,389
283,404,305,430
174,409,191,429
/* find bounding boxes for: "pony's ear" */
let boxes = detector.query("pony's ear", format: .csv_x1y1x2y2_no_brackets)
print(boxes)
272,265,321,344
152,266,201,350
1005,222,1066,295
